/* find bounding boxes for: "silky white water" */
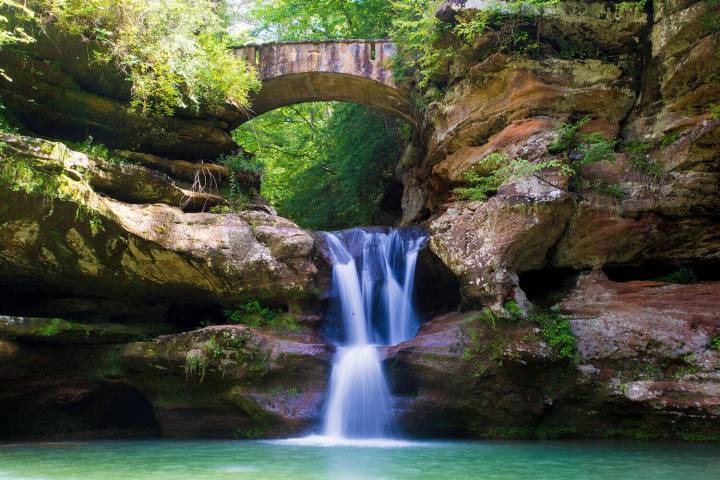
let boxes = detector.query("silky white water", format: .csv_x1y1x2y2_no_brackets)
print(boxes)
320,228,426,440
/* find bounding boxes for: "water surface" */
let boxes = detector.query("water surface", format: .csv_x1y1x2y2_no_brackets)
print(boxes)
0,439,719,479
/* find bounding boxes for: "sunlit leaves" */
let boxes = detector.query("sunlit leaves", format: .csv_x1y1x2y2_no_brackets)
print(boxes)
0,0,36,81
41,0,260,115
249,0,394,41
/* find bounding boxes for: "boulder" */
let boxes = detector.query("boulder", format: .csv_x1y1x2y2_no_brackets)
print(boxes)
120,325,332,438
428,174,575,309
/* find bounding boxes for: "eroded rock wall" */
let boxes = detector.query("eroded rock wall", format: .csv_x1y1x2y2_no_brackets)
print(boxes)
387,272,720,439
399,0,720,310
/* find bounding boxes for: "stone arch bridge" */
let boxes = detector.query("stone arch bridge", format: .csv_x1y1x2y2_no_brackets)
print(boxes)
231,40,417,128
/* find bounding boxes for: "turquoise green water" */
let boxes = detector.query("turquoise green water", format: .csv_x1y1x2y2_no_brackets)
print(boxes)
1,439,719,480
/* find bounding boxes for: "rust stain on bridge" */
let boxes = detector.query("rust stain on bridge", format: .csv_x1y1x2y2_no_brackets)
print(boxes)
231,40,417,127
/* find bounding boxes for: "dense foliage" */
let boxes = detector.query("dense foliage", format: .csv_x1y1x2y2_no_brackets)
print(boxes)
0,0,35,80
2,0,259,115
250,0,394,40
388,0,560,90
234,103,408,229
236,0,411,229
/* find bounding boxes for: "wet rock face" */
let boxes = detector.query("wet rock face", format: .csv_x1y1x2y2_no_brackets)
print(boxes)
0,132,329,440
562,272,720,363
387,275,720,439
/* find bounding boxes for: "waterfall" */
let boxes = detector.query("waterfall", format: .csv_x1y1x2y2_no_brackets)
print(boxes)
321,228,426,439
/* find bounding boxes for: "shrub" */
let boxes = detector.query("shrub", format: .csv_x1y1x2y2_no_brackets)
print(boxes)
660,131,681,148
203,335,223,360
69,136,129,165
530,306,577,360
224,301,302,333
590,181,625,200
211,152,260,214
711,336,720,352
547,116,591,154
389,0,558,89
625,140,662,176
184,349,207,382
33,0,260,115
576,132,617,166
654,267,699,284
219,152,264,175
548,117,616,166
454,155,565,202
504,300,524,321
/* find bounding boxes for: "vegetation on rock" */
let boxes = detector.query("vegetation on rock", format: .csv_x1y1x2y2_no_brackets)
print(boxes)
529,307,576,360
4,0,259,115
0,0,35,80
224,301,302,333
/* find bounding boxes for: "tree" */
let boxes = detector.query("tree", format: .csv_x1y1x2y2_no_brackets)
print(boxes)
249,0,394,41
7,0,260,115
234,102,408,229
0,0,36,81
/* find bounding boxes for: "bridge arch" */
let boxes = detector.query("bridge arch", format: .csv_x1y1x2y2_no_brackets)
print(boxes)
231,40,417,128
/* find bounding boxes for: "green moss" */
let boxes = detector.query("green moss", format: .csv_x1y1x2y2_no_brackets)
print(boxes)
660,131,681,148
709,103,720,120
701,0,720,33
37,318,68,336
680,432,720,442
267,385,300,397
0,156,63,198
199,330,271,380
616,0,646,15
710,336,720,351
460,320,489,378
95,346,126,379
625,140,662,176
234,425,269,439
